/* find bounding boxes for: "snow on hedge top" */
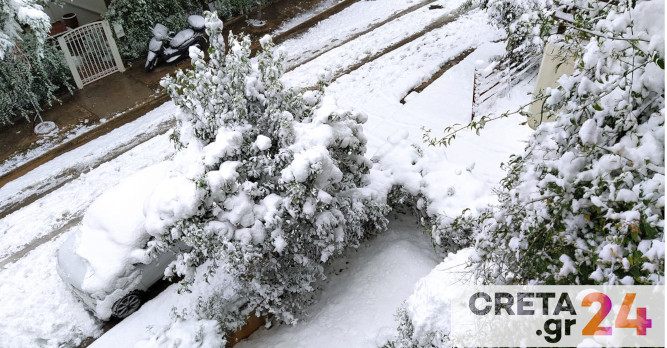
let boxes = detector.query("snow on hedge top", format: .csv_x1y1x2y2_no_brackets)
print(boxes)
281,96,366,188
254,134,272,151
77,161,174,296
368,129,423,199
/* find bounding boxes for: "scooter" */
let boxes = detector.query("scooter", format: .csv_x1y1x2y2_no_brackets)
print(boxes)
145,15,207,72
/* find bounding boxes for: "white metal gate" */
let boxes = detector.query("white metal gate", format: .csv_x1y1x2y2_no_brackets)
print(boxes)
57,21,125,89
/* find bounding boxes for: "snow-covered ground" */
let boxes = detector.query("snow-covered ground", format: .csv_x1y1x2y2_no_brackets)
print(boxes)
91,215,440,348
273,0,341,35
0,231,102,347
237,216,440,348
0,0,536,346
0,103,176,217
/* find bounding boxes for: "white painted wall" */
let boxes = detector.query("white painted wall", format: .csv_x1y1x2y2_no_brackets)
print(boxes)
527,42,576,129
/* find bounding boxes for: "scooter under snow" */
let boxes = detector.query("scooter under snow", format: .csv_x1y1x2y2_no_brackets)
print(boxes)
145,15,207,72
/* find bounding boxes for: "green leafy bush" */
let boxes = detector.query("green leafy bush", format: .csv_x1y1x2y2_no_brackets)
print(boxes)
0,34,72,126
150,12,388,329
210,0,255,20
433,0,664,286
0,0,52,60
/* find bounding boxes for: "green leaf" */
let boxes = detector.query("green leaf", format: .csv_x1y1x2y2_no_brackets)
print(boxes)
592,103,602,111
641,221,658,239
656,58,664,70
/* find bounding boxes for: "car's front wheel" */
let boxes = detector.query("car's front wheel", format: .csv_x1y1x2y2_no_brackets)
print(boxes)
112,290,143,319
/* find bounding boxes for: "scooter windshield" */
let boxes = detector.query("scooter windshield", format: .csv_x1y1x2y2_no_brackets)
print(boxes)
152,23,169,41
148,38,163,52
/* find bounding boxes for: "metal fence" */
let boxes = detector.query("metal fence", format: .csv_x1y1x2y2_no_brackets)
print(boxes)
57,21,125,89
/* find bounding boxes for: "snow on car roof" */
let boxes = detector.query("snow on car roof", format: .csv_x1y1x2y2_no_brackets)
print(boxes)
76,161,173,296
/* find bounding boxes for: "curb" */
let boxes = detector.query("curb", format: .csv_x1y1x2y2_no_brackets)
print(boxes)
250,0,359,53
273,0,358,44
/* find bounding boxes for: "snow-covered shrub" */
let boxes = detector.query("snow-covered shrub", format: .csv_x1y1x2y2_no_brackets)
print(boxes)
368,131,431,226
135,318,225,348
430,214,473,255
384,249,473,348
0,0,51,60
436,0,664,285
0,34,72,125
103,0,202,60
481,0,554,64
152,12,388,326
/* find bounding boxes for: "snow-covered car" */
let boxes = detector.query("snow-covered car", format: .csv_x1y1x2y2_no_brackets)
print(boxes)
56,162,183,320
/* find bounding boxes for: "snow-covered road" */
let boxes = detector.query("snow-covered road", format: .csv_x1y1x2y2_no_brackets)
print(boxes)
0,116,176,263
0,0,535,346
285,0,468,87
280,0,448,68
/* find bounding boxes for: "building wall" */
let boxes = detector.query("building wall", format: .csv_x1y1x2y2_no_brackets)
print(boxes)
527,42,576,129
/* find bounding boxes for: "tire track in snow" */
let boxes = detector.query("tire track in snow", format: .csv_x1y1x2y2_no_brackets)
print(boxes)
286,1,480,90
284,0,445,71
328,12,465,85
0,216,82,269
0,119,176,221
